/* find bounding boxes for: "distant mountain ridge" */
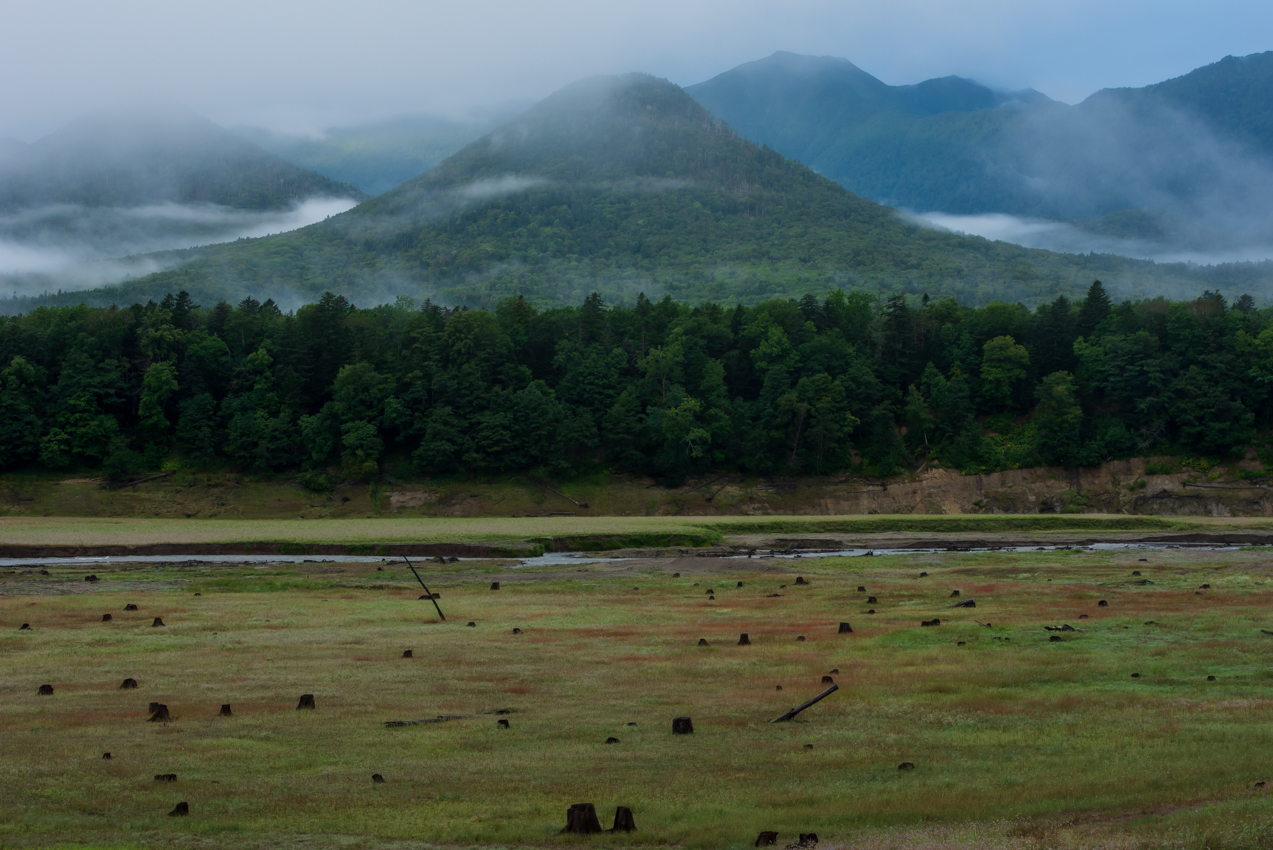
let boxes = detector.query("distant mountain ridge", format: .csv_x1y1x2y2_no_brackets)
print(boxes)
37,73,1271,313
687,50,1273,249
0,107,366,211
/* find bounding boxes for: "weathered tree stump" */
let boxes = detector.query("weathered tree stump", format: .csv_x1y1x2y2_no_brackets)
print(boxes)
297,694,316,710
838,622,853,633
755,831,779,846
154,773,177,782
219,704,232,716
1098,600,1108,607
124,604,138,611
821,675,834,684
497,718,509,728
149,704,171,722
85,574,99,582
120,678,138,689
738,633,751,645
512,628,523,634
372,773,385,783
857,586,866,592
867,596,877,603
102,752,111,760
672,716,694,734
402,649,413,658
795,577,807,585
605,736,619,744
102,614,112,622
168,801,188,817
611,806,637,832
490,582,500,590
37,684,53,695
151,617,165,627
698,638,708,646
561,803,603,834
19,623,31,631
796,635,806,642
950,590,960,597
898,762,915,771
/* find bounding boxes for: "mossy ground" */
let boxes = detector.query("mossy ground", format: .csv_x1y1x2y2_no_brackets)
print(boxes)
3,545,1273,849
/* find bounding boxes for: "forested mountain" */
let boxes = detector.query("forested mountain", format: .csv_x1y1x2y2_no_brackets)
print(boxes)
0,283,1266,483
687,51,1273,247
40,74,1273,313
236,114,495,196
0,108,365,211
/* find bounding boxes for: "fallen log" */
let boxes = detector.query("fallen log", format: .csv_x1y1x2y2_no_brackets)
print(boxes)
771,683,839,723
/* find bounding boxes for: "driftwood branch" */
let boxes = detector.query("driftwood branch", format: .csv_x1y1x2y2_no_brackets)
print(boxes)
771,683,838,723
403,556,445,621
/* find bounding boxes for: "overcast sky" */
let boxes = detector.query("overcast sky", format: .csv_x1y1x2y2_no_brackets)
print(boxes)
2,0,1270,140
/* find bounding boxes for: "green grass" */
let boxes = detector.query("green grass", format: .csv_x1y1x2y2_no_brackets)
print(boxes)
3,547,1273,848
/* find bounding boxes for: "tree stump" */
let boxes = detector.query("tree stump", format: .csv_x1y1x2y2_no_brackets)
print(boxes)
152,617,165,627
149,704,171,722
372,773,385,783
561,803,603,834
402,649,413,658
124,604,138,611
611,806,637,832
219,704,232,717
857,586,866,592
755,831,779,846
102,614,113,622
605,736,619,744
1098,600,1108,607
738,633,751,645
102,752,111,759
497,718,509,728
821,675,834,684
795,577,807,585
154,773,177,782
796,635,806,642
698,638,708,646
490,581,500,590
950,590,960,597
838,622,853,633
19,623,31,631
120,678,138,690
297,694,316,710
672,716,694,734
897,762,915,771
168,801,189,817
867,596,877,603
37,684,53,695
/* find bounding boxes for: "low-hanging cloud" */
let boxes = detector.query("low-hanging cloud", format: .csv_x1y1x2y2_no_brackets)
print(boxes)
0,195,357,297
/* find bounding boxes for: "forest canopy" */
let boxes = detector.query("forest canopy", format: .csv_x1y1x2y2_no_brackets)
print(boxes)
0,282,1267,484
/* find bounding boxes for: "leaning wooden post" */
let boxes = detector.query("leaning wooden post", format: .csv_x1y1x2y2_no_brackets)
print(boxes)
771,683,839,723
403,556,445,621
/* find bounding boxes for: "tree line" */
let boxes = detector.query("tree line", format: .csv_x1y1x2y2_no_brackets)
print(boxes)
0,282,1266,484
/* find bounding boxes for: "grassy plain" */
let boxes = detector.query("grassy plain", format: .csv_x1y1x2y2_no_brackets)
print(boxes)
0,512,1236,552
3,545,1273,849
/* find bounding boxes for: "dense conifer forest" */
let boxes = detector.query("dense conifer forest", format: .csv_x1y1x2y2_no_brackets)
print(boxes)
0,282,1267,484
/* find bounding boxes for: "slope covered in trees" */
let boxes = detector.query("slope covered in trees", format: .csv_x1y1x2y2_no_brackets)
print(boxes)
0,283,1268,485
43,74,1273,313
